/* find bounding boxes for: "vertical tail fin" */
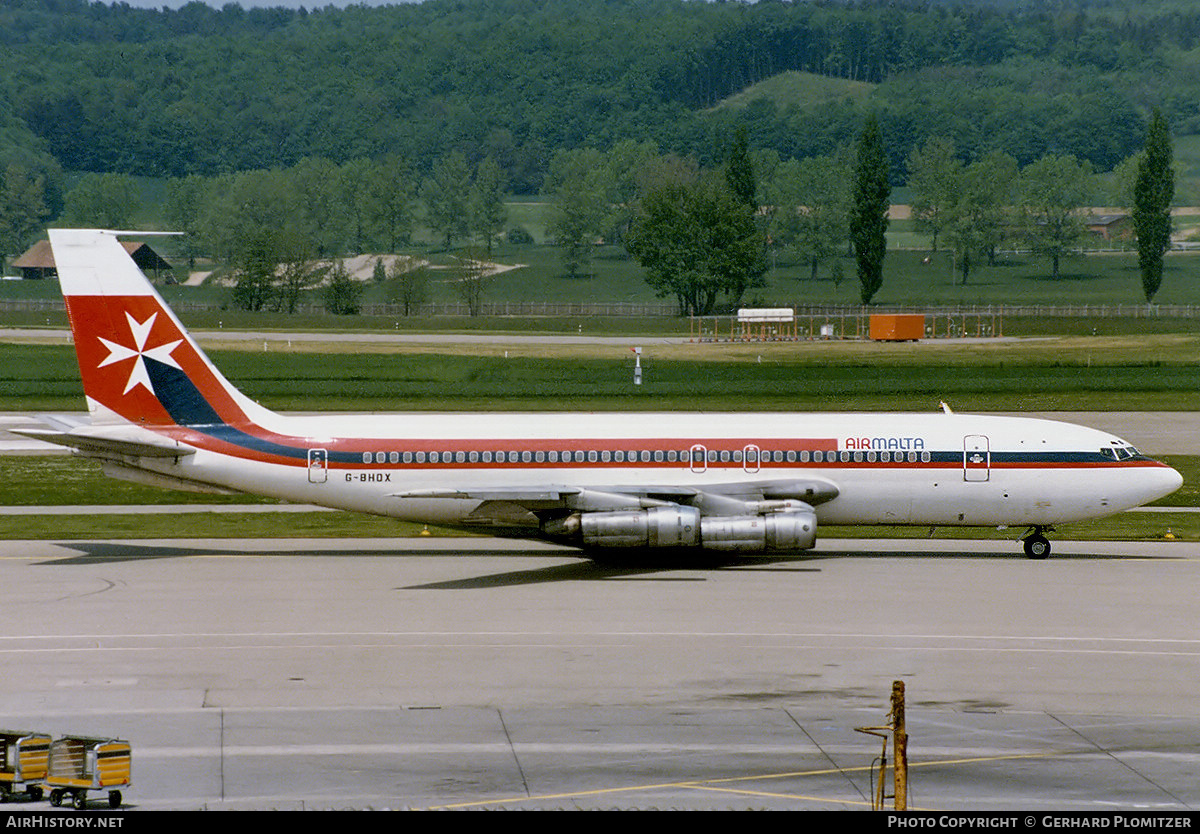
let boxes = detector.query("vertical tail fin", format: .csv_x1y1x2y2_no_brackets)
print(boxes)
51,229,267,428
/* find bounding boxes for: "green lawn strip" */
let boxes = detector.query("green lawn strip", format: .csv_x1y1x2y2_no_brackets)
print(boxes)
0,456,269,505
0,512,447,540
5,337,1200,412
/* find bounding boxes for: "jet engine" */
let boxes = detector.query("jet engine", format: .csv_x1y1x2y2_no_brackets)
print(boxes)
698,510,816,552
579,506,701,548
547,504,818,553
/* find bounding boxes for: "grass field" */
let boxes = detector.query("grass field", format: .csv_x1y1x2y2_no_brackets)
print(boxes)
1,335,1197,414
709,70,875,112
3,332,1200,412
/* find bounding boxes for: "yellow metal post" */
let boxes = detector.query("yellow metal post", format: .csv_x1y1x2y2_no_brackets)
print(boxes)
891,680,908,810
856,680,910,811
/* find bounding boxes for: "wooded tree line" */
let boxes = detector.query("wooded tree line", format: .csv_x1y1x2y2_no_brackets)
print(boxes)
1,104,1174,311
2,0,1197,194
906,111,1175,301
0,0,1186,308
162,154,504,313
543,110,1174,311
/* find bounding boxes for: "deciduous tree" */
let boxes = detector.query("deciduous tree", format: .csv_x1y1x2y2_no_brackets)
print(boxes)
0,165,49,274
544,148,607,279
765,154,851,282
907,137,960,253
626,174,766,316
468,155,507,256
364,154,414,253
322,260,362,315
386,261,429,316
422,152,472,249
450,251,491,317
61,173,140,229
1018,154,1093,281
943,152,1017,285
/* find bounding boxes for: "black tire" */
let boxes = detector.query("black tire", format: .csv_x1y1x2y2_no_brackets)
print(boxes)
108,790,121,809
27,785,42,801
72,791,86,810
1024,535,1051,559
50,789,63,807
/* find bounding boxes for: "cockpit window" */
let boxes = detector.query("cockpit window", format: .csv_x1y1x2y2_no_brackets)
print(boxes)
1102,445,1139,461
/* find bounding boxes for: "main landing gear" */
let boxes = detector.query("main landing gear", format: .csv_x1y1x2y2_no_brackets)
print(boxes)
1022,527,1052,559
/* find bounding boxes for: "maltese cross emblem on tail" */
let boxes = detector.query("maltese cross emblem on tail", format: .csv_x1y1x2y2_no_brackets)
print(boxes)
97,311,183,396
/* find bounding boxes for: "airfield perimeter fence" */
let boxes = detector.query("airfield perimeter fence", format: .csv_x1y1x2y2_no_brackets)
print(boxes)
5,298,1200,321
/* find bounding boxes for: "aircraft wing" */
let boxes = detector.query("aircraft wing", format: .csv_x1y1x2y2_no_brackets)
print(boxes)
392,478,839,524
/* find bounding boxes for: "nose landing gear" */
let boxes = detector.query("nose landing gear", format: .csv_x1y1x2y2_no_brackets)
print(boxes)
1022,528,1052,559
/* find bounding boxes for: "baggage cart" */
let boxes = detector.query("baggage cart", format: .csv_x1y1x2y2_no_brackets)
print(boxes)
44,736,130,810
0,731,50,801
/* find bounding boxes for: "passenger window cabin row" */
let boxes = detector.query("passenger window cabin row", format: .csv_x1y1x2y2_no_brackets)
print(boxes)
356,448,936,465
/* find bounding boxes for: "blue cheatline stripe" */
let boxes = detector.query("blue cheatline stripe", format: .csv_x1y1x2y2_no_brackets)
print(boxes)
147,358,361,464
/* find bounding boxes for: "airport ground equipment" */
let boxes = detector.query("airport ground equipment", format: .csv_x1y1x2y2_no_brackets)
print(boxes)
0,730,50,801
43,736,130,809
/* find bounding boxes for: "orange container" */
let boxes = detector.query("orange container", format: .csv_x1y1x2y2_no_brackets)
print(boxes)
869,314,924,341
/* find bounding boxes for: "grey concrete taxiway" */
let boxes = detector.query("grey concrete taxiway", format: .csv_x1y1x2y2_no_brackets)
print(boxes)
1,536,1198,811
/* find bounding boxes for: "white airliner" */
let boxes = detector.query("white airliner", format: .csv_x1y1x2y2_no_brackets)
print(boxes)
23,229,1183,559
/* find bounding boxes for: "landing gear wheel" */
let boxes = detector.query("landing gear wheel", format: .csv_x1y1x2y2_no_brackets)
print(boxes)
1024,534,1051,559
108,790,121,809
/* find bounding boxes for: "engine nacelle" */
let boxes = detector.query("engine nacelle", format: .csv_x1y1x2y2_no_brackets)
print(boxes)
700,510,817,552
579,506,701,548
566,506,817,553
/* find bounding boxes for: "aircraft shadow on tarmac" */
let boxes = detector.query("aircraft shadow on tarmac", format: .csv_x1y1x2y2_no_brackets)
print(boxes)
402,548,1161,589
40,540,824,586
40,541,1150,590
40,541,583,565
401,554,825,589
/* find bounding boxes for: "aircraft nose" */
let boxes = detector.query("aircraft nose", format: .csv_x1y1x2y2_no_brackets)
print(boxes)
1157,464,1185,499
1141,462,1184,504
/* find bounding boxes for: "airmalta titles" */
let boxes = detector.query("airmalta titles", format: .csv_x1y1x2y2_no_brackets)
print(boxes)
844,436,926,451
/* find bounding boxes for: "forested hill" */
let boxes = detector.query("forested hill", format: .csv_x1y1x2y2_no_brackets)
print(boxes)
3,0,1200,192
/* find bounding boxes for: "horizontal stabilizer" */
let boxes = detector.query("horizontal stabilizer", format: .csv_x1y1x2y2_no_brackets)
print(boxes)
12,427,196,459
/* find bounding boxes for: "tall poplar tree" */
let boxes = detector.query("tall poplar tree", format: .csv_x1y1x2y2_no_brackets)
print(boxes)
1133,109,1174,303
724,127,757,210
850,115,889,305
